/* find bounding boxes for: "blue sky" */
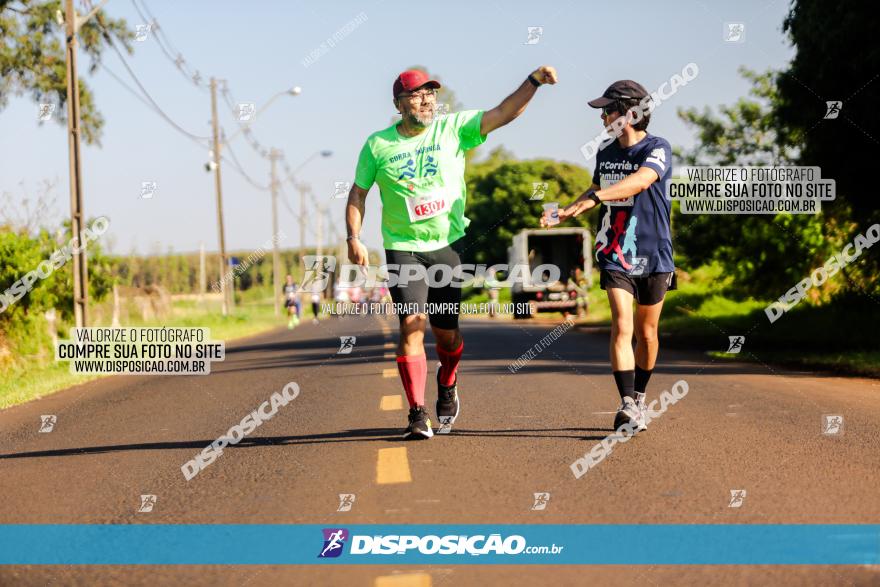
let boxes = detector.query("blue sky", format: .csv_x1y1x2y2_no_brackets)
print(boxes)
0,0,794,256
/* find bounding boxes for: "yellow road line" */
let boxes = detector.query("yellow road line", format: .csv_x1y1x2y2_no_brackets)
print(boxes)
383,342,395,349
375,573,432,587
384,352,396,359
377,447,412,484
380,395,403,411
382,368,398,378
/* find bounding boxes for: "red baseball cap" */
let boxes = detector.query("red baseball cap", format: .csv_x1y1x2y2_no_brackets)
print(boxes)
392,69,441,98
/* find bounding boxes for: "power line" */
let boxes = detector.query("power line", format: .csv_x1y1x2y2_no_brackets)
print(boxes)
96,20,211,141
103,1,325,237
130,0,208,90
223,137,270,191
100,61,270,189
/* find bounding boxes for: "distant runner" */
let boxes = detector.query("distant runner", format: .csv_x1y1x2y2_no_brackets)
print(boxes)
542,80,675,434
283,274,301,329
347,66,557,438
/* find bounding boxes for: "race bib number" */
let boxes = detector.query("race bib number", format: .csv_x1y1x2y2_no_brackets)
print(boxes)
600,173,634,207
405,191,448,222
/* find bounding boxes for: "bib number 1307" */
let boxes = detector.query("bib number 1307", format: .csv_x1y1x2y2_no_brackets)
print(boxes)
405,192,448,222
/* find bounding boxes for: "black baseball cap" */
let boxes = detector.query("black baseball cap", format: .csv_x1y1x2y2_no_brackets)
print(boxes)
588,80,650,108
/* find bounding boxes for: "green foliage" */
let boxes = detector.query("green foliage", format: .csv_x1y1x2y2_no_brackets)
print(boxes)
108,247,308,295
677,69,801,167
674,69,845,299
778,0,878,224
462,147,593,265
776,0,879,295
0,220,113,323
0,0,134,145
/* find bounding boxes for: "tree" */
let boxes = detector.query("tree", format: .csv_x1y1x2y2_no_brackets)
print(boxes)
674,69,846,300
776,0,879,296
0,0,133,145
463,148,593,265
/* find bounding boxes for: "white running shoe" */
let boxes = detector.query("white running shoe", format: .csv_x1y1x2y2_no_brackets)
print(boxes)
635,396,648,432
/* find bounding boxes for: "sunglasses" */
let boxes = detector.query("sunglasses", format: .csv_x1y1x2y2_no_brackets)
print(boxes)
398,89,437,103
602,103,619,116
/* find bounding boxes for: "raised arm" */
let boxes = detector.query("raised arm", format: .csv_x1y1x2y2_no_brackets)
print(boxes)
480,66,557,135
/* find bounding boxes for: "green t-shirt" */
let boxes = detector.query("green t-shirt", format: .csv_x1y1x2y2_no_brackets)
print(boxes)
354,110,486,252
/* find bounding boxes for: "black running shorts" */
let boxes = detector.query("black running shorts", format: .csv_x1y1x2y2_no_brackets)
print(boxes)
384,240,464,330
600,269,677,306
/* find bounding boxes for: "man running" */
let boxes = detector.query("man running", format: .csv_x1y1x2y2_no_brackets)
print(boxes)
347,66,557,439
542,80,675,433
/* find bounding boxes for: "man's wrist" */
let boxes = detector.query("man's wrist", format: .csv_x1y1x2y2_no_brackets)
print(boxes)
346,235,359,242
527,73,542,87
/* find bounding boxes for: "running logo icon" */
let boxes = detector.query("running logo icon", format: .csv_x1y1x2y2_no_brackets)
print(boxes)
141,181,157,199
337,494,356,512
822,414,844,436
301,256,337,292
337,336,356,354
629,256,647,276
39,415,56,433
726,336,745,354
824,101,842,119
728,489,746,508
724,23,745,42
134,23,152,42
332,181,352,199
318,528,349,558
38,103,55,121
138,494,157,513
531,182,548,201
531,492,550,511
237,103,256,122
436,417,453,434
524,26,543,45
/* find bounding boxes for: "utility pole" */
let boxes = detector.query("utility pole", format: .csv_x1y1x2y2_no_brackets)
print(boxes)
299,182,307,277
269,148,281,317
64,0,88,328
316,202,324,259
209,78,230,315
199,241,206,302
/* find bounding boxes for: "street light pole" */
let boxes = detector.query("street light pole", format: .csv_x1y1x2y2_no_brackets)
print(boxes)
316,202,324,260
287,150,332,276
269,148,281,317
209,77,230,316
299,182,307,274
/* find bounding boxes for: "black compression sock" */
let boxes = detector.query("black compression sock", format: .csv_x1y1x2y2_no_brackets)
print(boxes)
635,366,653,394
613,370,636,400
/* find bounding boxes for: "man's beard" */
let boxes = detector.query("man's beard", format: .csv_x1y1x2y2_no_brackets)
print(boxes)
404,108,434,127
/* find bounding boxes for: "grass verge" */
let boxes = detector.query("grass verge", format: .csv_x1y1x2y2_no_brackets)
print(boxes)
0,300,282,410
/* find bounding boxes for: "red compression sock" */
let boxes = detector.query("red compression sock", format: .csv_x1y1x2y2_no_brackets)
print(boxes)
436,341,463,387
396,354,427,408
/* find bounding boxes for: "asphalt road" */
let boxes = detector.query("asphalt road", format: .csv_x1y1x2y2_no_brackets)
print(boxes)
1,312,878,586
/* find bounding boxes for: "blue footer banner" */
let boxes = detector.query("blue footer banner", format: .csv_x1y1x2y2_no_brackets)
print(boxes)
1,525,878,565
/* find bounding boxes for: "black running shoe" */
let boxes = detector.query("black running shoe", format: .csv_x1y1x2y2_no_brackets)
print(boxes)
403,406,433,440
435,366,460,430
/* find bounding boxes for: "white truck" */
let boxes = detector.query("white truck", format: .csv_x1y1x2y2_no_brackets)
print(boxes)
507,227,592,319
